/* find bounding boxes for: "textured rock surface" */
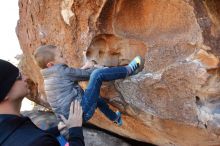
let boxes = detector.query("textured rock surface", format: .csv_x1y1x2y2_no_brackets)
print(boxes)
17,0,220,145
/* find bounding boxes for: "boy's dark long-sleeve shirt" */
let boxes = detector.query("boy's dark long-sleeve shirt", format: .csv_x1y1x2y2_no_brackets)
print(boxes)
0,114,85,146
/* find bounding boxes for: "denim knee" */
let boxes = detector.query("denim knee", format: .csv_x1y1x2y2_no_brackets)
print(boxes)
90,68,103,80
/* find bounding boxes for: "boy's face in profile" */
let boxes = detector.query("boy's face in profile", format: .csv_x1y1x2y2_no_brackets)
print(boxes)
54,48,67,64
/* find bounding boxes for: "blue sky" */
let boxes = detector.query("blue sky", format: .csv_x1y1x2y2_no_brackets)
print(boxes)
0,1,21,63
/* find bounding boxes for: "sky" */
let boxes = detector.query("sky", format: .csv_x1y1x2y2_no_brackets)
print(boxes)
0,1,22,64
0,1,33,111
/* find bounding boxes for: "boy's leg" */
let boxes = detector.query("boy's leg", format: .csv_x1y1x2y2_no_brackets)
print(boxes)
82,67,128,122
82,56,143,122
97,97,122,126
97,97,117,121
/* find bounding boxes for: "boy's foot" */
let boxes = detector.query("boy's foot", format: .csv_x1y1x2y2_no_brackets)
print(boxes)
114,111,122,126
127,56,143,75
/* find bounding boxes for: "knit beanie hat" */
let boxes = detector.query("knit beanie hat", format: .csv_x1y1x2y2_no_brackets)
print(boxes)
0,59,19,102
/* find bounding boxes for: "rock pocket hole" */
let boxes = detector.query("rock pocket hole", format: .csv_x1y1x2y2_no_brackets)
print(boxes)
195,96,202,106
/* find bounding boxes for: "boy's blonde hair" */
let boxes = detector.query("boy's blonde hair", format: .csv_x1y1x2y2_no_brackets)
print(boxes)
34,45,57,69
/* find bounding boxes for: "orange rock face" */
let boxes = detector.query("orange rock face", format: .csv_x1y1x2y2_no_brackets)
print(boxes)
17,0,220,145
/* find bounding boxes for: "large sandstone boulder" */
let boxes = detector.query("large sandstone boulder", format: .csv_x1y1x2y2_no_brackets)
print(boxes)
17,0,220,145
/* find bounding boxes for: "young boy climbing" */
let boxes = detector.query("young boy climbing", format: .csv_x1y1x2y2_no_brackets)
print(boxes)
34,45,143,126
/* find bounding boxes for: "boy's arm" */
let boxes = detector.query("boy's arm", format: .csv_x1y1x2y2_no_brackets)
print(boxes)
64,66,96,81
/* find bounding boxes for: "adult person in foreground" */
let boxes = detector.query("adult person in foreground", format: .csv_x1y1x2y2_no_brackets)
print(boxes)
0,59,85,146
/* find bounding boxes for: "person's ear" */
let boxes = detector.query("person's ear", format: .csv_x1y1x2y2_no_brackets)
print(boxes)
46,62,54,68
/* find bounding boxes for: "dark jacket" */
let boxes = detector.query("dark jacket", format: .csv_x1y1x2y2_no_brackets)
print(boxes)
0,114,85,146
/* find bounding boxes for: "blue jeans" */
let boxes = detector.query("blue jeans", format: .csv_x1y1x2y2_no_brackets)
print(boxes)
81,66,128,122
